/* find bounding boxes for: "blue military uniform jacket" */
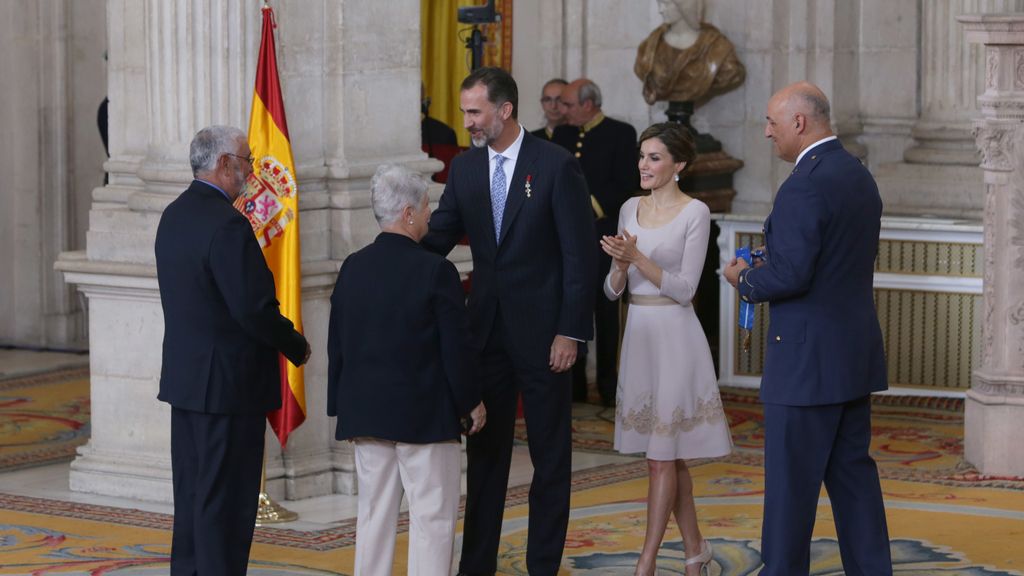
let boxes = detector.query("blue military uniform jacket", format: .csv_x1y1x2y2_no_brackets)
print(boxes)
738,139,888,406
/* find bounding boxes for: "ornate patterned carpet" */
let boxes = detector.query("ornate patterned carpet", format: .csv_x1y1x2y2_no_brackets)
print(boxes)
0,368,90,472
539,389,1023,490
1,378,1022,574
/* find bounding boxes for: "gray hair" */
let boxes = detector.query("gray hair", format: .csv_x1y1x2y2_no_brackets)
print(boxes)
797,91,831,123
578,80,602,108
189,125,247,177
370,164,430,226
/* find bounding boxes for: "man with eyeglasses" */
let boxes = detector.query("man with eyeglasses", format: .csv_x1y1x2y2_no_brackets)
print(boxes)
155,125,311,576
530,78,568,141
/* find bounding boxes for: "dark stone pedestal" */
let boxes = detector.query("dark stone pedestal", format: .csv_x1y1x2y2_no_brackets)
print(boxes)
667,101,743,374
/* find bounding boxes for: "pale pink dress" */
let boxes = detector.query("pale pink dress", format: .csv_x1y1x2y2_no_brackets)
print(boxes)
604,196,733,461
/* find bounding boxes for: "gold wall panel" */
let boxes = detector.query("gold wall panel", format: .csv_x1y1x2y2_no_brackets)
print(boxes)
730,232,980,390
875,240,982,277
874,289,979,390
733,231,767,377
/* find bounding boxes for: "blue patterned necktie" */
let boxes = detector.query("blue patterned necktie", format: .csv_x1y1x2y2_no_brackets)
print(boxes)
491,154,507,241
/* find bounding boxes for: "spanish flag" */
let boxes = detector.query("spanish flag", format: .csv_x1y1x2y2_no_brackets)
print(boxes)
234,4,305,447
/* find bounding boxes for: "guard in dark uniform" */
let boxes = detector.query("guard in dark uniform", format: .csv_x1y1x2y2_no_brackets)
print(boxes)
553,78,639,405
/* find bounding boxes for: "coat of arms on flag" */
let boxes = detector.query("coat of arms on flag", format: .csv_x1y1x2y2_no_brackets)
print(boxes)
233,156,297,249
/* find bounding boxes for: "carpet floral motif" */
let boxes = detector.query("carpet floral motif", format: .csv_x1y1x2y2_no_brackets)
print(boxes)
0,368,90,471
567,538,1019,575
518,388,1024,491
3,375,1023,574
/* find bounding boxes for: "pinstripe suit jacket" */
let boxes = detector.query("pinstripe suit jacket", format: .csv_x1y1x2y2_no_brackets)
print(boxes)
422,130,596,360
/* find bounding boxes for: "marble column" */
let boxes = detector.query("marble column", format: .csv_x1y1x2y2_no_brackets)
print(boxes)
856,0,919,176
0,0,102,349
320,0,444,495
877,1,1024,217
960,13,1024,477
57,0,438,503
57,0,263,503
904,1,1024,166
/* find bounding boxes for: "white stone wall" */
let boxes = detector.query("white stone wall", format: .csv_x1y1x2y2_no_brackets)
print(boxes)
508,0,1020,217
0,2,44,345
510,0,903,214
0,0,105,348
857,0,918,175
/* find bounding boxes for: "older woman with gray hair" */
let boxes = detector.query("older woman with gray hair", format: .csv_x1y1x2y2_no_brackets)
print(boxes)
327,163,486,576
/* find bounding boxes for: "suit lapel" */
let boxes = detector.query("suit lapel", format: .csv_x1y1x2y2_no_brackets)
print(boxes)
498,134,539,246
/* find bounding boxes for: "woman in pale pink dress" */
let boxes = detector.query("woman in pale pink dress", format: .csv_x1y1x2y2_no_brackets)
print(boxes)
601,122,732,576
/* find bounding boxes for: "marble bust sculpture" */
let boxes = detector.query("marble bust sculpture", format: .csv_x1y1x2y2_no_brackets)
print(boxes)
635,0,746,106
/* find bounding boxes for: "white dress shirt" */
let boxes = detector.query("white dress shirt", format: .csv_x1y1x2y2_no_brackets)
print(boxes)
488,124,525,184
795,135,838,166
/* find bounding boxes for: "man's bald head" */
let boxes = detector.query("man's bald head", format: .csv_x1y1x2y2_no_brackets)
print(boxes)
764,81,834,162
776,81,830,125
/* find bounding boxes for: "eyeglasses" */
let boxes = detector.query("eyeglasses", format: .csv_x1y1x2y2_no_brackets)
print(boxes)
540,97,560,104
226,153,255,165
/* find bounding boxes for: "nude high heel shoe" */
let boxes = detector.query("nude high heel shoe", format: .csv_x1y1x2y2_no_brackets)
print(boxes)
684,539,713,575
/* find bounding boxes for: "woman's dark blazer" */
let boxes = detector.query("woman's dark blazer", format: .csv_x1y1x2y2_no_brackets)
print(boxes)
327,232,480,443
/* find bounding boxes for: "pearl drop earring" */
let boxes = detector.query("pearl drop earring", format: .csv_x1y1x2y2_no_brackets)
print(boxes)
408,219,414,225
674,173,680,182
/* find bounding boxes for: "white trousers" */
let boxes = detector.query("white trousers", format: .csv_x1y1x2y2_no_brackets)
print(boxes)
353,438,461,576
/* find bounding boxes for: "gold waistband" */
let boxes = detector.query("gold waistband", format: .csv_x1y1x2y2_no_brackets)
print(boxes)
629,294,683,306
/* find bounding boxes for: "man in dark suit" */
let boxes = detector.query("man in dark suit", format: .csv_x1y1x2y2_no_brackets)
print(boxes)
155,125,310,576
724,83,892,575
530,77,567,141
422,67,596,576
553,78,639,406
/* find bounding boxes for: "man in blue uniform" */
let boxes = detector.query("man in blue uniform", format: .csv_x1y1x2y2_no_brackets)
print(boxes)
724,82,892,576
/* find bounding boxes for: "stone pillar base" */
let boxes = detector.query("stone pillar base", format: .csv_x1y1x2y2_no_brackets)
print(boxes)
70,444,173,503
70,445,354,504
277,449,337,500
965,380,1024,478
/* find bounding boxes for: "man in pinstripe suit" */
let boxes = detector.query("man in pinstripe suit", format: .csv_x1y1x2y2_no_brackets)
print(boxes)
422,67,596,576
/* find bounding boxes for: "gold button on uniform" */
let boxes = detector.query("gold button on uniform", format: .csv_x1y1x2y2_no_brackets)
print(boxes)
576,141,583,148
575,151,581,158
